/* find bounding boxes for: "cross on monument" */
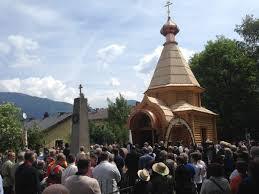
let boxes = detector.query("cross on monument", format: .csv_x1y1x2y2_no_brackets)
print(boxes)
79,84,83,95
165,0,173,18
71,83,90,154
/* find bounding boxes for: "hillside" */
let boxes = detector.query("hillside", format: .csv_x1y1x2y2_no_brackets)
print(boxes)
127,99,139,106
0,92,139,118
0,92,73,118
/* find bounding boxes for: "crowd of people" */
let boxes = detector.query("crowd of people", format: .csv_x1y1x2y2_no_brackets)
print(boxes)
0,140,259,194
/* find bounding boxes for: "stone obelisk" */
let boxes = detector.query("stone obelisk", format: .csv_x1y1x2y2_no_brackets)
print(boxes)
70,84,90,155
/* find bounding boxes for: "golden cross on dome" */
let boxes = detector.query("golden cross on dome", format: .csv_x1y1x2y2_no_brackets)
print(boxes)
165,1,173,18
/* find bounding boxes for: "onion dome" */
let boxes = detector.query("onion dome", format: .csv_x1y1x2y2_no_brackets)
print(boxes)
160,17,180,44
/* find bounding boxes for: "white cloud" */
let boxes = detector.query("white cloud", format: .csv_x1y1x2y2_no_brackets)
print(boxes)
0,35,41,68
120,90,139,100
134,46,163,86
109,77,120,87
97,44,126,68
179,47,195,61
0,76,140,107
0,76,77,103
134,46,163,74
134,46,196,86
87,88,139,108
0,42,10,54
15,2,60,25
8,35,39,50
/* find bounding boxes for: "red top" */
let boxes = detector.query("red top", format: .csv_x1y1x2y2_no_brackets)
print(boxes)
47,164,63,177
230,175,243,194
46,164,64,185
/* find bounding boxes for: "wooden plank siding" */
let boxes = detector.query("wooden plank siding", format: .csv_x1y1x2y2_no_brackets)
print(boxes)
193,114,216,144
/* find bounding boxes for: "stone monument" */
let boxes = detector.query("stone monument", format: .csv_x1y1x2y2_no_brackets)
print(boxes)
70,84,90,154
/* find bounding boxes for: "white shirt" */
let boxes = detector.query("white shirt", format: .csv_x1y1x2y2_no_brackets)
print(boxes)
198,160,207,179
193,163,204,184
61,163,78,184
229,169,239,181
93,161,121,194
0,175,3,194
65,175,101,194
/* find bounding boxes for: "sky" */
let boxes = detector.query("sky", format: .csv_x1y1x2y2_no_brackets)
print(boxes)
0,0,258,108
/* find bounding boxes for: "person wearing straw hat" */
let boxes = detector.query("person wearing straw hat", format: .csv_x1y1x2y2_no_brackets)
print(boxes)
151,162,173,194
133,169,152,194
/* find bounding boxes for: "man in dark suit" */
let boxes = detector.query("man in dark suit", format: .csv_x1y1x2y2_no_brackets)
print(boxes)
15,151,40,194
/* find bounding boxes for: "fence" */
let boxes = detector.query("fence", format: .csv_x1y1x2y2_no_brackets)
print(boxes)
108,186,134,194
97,178,134,194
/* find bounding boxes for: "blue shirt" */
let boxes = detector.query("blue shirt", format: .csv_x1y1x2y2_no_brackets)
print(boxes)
185,163,195,178
138,154,154,169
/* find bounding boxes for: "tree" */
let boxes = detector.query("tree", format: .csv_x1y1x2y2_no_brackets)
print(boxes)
89,121,116,144
235,15,259,92
235,15,259,52
0,103,23,152
107,94,131,127
107,94,131,144
190,36,258,140
27,124,44,152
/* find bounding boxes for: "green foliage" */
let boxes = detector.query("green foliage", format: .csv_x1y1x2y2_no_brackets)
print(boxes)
89,121,116,145
235,15,259,47
27,124,44,152
190,36,258,139
0,103,23,152
107,94,130,144
107,94,131,128
89,94,131,145
235,15,259,93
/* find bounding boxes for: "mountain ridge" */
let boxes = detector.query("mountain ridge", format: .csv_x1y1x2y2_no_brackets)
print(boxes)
0,92,139,118
0,92,73,118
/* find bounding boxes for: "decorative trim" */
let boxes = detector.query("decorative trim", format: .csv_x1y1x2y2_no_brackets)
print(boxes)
165,117,195,145
128,109,156,130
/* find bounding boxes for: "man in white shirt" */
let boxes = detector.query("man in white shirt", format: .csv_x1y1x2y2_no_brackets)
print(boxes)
0,175,3,194
62,154,78,184
191,152,206,193
65,158,101,194
93,152,121,194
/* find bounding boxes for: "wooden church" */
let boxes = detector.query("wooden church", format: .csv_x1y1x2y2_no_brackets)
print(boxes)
128,6,218,146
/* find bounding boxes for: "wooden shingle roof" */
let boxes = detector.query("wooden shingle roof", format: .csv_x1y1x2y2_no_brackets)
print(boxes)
148,43,201,90
171,100,217,115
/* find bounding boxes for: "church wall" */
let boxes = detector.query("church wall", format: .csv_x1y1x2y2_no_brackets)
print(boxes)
193,93,201,106
43,118,72,148
154,90,199,107
193,114,216,144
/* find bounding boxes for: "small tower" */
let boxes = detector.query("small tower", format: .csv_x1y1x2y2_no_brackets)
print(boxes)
146,1,202,104
128,1,217,146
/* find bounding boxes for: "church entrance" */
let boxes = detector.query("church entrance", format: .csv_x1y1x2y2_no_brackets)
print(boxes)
129,111,158,146
165,118,194,146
